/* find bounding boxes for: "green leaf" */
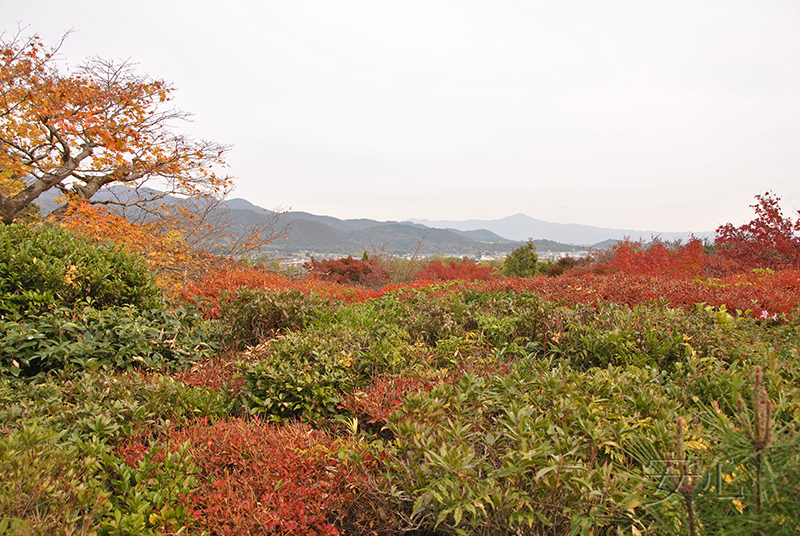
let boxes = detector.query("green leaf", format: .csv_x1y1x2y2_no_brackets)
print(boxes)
536,465,558,480
453,506,463,526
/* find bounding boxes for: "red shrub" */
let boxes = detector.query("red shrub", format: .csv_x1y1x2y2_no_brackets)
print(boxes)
414,258,501,282
715,191,800,270
171,354,245,393
341,374,448,431
181,263,381,316
481,268,800,316
304,256,389,287
169,419,345,535
592,237,708,278
115,416,401,535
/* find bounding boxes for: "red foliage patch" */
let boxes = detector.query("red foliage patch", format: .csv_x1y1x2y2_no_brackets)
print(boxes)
180,239,800,320
172,419,346,535
414,258,501,282
715,191,800,270
181,263,379,317
341,374,447,431
304,256,390,287
115,417,401,535
482,269,800,316
595,237,710,278
171,354,245,393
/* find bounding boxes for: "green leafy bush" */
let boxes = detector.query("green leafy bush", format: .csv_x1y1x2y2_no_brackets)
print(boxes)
0,304,214,377
242,303,417,421
0,224,158,315
98,440,198,535
0,224,215,378
380,286,480,346
386,358,680,535
243,333,356,422
0,421,199,536
0,371,236,441
0,423,106,535
215,287,328,348
502,239,541,278
0,370,234,534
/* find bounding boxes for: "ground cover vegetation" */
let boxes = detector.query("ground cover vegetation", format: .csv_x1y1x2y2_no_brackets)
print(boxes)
3,28,800,536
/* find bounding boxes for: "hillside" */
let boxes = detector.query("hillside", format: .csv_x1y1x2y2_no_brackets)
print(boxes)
32,190,617,256
411,213,712,244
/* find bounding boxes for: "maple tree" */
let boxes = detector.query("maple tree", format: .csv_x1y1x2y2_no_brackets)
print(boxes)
714,191,800,270
0,29,230,224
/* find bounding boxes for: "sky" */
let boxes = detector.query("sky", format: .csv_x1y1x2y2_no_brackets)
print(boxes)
3,0,800,233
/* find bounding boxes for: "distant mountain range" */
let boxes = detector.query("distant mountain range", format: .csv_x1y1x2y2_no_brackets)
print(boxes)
411,214,712,244
32,188,710,257
223,198,525,256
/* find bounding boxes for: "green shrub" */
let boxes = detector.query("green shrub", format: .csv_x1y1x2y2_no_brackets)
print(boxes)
0,371,228,534
544,302,772,371
215,287,328,348
386,357,680,535
0,224,215,378
0,304,214,377
242,304,417,422
242,331,357,422
0,421,199,536
379,286,479,346
0,371,236,440
0,224,158,315
0,423,106,535
502,239,540,278
97,440,198,535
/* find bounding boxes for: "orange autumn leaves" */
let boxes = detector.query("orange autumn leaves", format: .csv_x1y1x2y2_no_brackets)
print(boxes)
1,30,229,224
2,30,281,292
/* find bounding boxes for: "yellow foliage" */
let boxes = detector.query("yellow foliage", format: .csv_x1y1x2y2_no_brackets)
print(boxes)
1,30,232,225
0,170,25,197
57,198,216,296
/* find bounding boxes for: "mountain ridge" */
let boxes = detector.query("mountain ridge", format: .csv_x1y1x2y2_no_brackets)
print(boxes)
410,213,712,244
30,189,709,256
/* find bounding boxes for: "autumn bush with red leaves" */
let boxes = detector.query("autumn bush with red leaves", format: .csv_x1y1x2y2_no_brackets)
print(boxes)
113,418,396,536
715,191,800,270
413,257,501,282
172,419,342,535
181,262,380,317
304,256,390,287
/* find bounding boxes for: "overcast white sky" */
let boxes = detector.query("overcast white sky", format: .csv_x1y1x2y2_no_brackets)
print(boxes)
4,0,800,232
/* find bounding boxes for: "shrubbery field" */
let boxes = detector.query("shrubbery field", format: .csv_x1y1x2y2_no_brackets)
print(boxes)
2,194,800,535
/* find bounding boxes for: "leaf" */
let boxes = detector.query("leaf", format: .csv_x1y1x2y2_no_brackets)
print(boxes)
453,506,463,526
536,465,558,480
435,508,450,528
